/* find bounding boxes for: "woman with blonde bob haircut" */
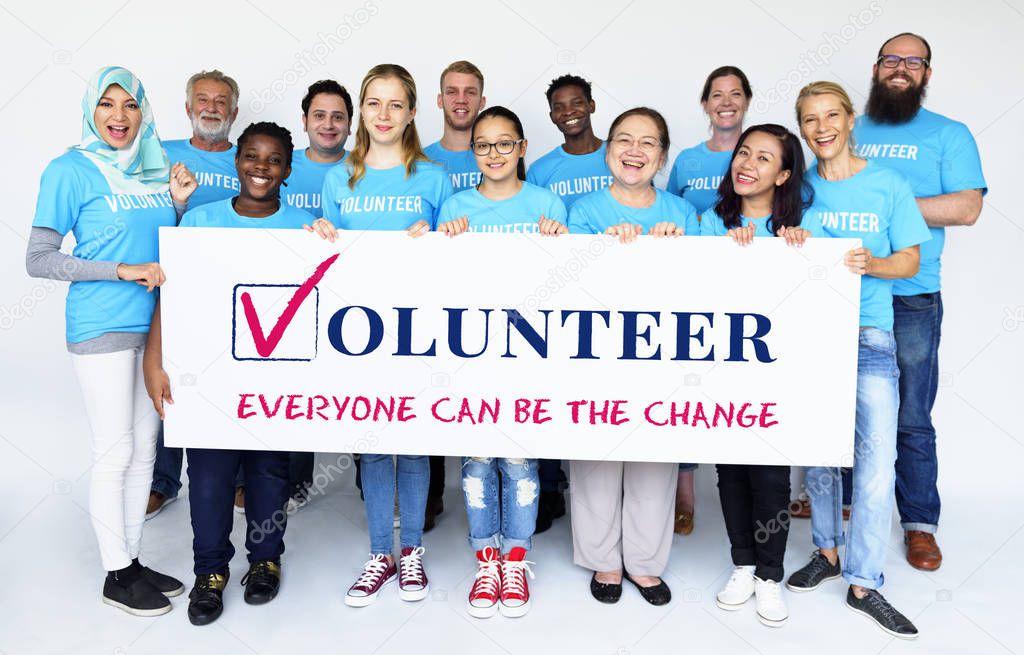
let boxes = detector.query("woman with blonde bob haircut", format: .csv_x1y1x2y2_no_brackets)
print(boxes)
309,63,453,607
784,80,929,640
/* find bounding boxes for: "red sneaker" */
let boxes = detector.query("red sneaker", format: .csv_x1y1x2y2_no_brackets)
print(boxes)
499,547,534,618
345,554,396,607
399,546,429,601
467,547,502,619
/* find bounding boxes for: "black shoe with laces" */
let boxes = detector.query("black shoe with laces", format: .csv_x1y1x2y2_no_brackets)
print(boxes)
188,572,229,626
786,550,842,592
132,559,185,597
102,568,172,617
242,560,281,605
845,587,919,639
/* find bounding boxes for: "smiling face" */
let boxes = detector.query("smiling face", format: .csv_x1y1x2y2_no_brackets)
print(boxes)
303,92,350,154
702,74,749,131
188,78,236,142
93,84,141,149
799,93,855,163
606,114,665,187
361,76,416,147
548,85,595,138
236,133,290,201
472,116,525,184
873,34,931,93
437,72,484,131
731,130,790,201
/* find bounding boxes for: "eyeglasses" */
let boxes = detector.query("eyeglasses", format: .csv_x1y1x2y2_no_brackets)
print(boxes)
876,54,929,71
610,135,663,153
472,139,523,156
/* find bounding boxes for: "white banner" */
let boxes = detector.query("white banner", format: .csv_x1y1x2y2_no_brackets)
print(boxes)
160,228,861,466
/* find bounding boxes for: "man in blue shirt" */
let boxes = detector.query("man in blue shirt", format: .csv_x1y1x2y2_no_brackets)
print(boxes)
149,70,242,518
283,79,352,217
526,74,613,211
423,61,486,193
854,33,987,572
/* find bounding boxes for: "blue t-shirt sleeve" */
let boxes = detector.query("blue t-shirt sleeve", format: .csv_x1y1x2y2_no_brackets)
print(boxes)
178,209,198,227
437,195,461,225
700,209,724,236
430,170,455,229
525,164,540,186
321,168,342,227
666,154,681,196
32,157,82,236
680,198,700,236
799,209,825,238
567,202,596,235
547,194,568,225
889,175,931,252
941,122,987,195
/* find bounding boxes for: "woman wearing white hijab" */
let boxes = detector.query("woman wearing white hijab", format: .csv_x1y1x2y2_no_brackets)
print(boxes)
26,66,196,616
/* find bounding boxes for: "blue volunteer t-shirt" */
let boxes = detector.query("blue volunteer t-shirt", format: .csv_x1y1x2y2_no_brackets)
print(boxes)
424,141,481,193
666,142,732,214
162,138,239,208
437,182,567,234
282,148,347,218
32,150,177,344
322,161,453,230
854,108,987,296
699,207,824,237
805,160,931,331
567,187,700,236
179,197,314,230
526,143,614,209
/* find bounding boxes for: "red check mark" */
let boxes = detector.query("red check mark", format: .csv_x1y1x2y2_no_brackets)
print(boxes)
240,253,339,358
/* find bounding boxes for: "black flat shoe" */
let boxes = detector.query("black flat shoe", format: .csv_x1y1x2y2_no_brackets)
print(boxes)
590,573,622,604
625,574,671,606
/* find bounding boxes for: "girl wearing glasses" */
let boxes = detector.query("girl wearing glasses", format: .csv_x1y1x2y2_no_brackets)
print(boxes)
567,107,697,608
434,106,566,619
308,63,453,609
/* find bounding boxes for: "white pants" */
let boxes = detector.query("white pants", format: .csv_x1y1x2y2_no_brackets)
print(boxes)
71,347,159,571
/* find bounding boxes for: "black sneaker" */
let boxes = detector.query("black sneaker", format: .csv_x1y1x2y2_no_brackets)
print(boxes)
534,490,566,535
846,587,919,639
786,551,842,592
132,559,185,597
241,560,281,605
102,571,172,617
188,572,229,626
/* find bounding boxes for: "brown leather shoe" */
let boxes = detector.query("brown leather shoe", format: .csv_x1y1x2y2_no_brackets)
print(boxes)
145,491,175,520
905,531,942,571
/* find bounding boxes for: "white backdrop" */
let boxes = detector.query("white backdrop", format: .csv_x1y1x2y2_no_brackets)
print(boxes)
1,2,1022,653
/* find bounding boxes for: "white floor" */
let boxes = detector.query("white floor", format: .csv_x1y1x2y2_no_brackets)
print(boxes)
1,440,1022,655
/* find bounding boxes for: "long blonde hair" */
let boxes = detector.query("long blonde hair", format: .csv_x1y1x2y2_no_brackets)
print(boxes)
347,64,429,190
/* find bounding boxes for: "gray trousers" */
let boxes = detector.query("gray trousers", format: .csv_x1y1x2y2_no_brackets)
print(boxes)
569,460,678,577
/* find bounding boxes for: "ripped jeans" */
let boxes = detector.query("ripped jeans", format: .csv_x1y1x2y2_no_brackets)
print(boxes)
462,457,539,553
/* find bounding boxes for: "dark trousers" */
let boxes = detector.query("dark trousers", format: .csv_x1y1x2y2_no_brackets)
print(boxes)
717,464,791,582
538,459,566,493
429,455,445,498
187,448,290,575
289,452,314,493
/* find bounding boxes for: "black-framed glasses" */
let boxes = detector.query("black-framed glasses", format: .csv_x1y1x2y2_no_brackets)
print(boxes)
877,54,929,71
472,139,523,156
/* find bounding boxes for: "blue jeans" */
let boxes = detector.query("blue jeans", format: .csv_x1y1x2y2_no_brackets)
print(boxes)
462,457,539,552
806,328,899,590
893,292,943,532
186,448,289,575
360,454,429,554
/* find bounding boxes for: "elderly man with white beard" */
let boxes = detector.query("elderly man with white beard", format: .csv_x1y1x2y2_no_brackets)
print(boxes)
147,70,243,519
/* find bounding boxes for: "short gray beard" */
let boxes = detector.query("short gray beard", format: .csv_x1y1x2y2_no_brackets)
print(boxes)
191,110,233,144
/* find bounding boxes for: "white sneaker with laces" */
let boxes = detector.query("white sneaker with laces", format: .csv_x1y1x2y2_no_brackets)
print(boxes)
716,565,756,610
754,576,788,627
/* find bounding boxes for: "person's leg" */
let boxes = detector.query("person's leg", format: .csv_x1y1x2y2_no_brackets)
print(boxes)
359,454,397,555
498,458,539,552
844,328,900,591
243,451,291,564
569,460,624,577
535,458,567,533
150,425,183,500
750,465,791,583
621,461,677,578
805,465,844,554
289,452,315,493
462,457,501,552
716,464,756,569
70,349,143,572
892,293,943,535
674,463,697,535
397,455,430,550
186,448,242,575
124,350,160,560
424,455,446,531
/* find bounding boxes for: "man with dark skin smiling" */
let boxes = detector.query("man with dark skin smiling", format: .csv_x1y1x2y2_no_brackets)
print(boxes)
854,32,987,572
525,74,615,533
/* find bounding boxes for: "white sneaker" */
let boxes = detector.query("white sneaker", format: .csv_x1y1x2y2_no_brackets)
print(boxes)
754,577,788,627
716,565,755,610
